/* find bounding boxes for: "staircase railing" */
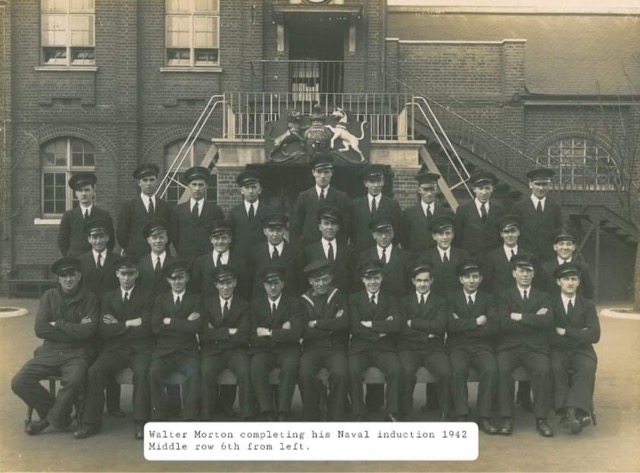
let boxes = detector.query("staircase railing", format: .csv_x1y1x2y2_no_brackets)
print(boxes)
156,94,225,199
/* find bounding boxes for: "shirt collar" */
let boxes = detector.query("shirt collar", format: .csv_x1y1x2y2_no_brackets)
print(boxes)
151,251,167,263
172,290,185,302
121,286,134,299
316,184,330,197
464,290,477,302
368,193,381,205
321,238,336,254
558,256,572,265
420,201,434,215
377,244,392,259
92,249,105,263
79,204,93,212
271,242,284,256
531,195,546,209
268,295,282,308
190,197,203,211
367,290,380,300
504,245,518,257
244,200,259,213
220,295,233,310
474,198,489,213
416,291,430,302
561,294,575,310
213,250,229,264
437,246,450,258
517,285,531,298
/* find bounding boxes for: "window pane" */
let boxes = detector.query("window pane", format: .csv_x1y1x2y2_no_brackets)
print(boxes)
195,0,218,13
42,14,68,46
195,48,217,65
167,48,191,65
43,47,68,64
71,47,95,64
194,16,216,48
70,14,94,46
43,0,69,13
43,171,67,215
166,15,190,47
166,0,191,14
70,0,94,12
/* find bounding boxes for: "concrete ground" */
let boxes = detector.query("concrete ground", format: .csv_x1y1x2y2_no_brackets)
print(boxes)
1,297,639,473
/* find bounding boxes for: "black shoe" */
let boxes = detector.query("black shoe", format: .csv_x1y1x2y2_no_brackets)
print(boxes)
498,417,513,436
24,419,50,436
479,418,498,435
74,425,100,439
107,409,126,418
560,408,582,434
385,413,400,422
579,414,592,428
536,418,554,437
134,422,145,440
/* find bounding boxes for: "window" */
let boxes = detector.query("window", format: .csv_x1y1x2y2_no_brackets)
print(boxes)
166,0,220,67
539,137,621,191
42,137,96,216
41,0,95,66
164,139,217,205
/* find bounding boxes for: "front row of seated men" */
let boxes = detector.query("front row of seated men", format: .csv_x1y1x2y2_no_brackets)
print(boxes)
12,247,599,440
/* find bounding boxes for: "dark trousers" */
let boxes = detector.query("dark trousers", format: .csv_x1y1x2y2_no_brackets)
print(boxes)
348,350,401,417
82,348,151,428
497,346,552,419
449,347,497,418
11,347,88,428
149,352,199,421
399,349,451,418
251,350,299,415
551,350,596,414
200,349,254,420
299,346,349,421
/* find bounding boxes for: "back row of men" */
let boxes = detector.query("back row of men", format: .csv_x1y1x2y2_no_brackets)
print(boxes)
11,157,598,441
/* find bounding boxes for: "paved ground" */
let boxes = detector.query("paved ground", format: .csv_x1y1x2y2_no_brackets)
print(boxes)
1,297,639,472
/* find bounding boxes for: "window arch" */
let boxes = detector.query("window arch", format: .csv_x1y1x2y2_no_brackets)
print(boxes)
537,137,620,191
41,137,96,216
164,138,217,205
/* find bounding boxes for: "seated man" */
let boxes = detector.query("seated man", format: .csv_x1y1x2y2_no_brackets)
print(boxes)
496,253,555,437
550,262,600,434
249,265,303,421
12,257,98,435
446,260,499,434
74,257,154,440
398,259,451,421
299,260,350,421
149,259,202,421
348,260,402,422
199,265,254,421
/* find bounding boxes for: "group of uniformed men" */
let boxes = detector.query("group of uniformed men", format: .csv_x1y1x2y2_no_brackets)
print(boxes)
11,154,600,441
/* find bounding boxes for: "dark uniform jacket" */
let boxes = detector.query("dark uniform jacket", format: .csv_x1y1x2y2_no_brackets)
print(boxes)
422,246,470,296
151,292,202,359
227,201,270,254
291,187,352,247
58,206,115,257
446,289,498,352
400,203,453,254
248,241,297,296
350,195,402,250
348,290,401,355
34,286,99,352
512,197,563,261
199,295,251,357
497,287,554,354
541,256,595,300
299,240,355,293
358,246,413,297
300,288,350,351
249,294,303,353
170,201,224,261
99,286,154,354
136,253,176,296
116,196,172,258
454,200,505,257
549,295,600,361
398,292,448,352
483,247,517,296
189,250,249,299
77,251,119,304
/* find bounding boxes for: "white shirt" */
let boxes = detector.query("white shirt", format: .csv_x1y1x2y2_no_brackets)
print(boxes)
377,244,392,261
151,251,167,267
190,197,203,216
92,249,106,267
141,193,156,212
270,242,284,258
79,204,93,218
531,195,546,212
416,291,430,304
220,296,233,313
172,290,186,304
474,198,490,218
517,285,531,300
121,287,134,300
437,246,451,262
557,256,572,265
464,291,477,304
244,200,259,215
503,245,518,260
321,238,337,259
367,291,380,304
368,193,381,212
316,185,330,199
561,294,576,314
421,201,434,218
268,295,282,311
212,250,229,266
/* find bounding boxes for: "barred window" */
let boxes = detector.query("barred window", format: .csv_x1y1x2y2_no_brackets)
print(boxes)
42,0,95,66
539,137,620,191
164,139,217,206
42,137,96,216
166,0,220,67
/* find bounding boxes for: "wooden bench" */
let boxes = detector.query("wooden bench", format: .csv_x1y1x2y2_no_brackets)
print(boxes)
9,264,58,299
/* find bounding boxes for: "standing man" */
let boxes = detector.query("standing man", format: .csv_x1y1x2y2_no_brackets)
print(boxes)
549,263,600,434
351,164,402,251
512,168,563,262
401,170,452,254
12,258,98,435
149,259,202,421
136,219,176,296
227,168,270,255
117,163,172,258
199,265,254,421
299,260,350,421
495,253,555,437
291,155,351,248
58,173,115,257
74,257,154,440
446,260,499,433
170,166,224,262
398,260,452,421
249,265,303,421
483,215,522,296
454,171,505,258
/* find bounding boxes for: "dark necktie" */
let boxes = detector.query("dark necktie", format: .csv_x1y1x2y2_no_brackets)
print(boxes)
123,292,129,303
319,189,326,205
510,249,516,261
96,253,102,268
426,205,433,219
371,198,377,214
175,295,181,306
443,252,449,264
370,294,376,305
248,204,255,219
327,242,334,262
480,203,487,221
420,295,426,305
84,209,90,220
216,252,223,267
567,300,574,316
271,302,277,315
468,295,473,306
380,248,386,264
223,301,229,320
192,201,199,218
522,290,528,302
272,246,280,260
155,257,162,273
148,198,155,215
536,201,543,214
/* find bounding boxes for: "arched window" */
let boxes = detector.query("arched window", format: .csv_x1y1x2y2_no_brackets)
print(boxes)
41,137,96,216
539,137,620,191
164,139,217,205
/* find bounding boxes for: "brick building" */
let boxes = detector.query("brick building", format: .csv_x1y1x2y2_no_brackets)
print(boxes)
2,0,639,300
